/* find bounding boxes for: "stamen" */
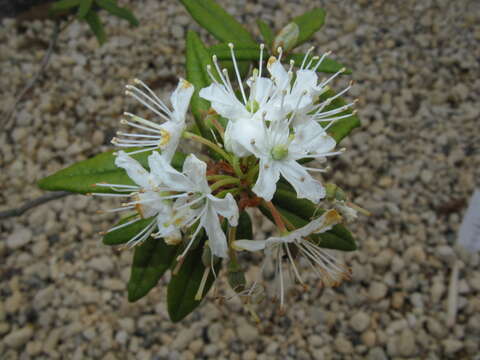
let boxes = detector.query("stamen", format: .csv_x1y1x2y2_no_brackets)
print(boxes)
312,51,332,72
125,90,171,123
300,46,315,69
105,217,140,233
116,131,160,139
228,43,248,104
132,79,172,115
319,67,346,88
259,43,265,78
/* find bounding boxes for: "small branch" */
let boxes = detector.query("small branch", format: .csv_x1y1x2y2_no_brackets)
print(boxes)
0,191,71,220
5,20,60,128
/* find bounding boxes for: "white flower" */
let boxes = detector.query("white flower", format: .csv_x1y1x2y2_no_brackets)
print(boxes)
93,151,182,247
199,44,356,158
234,209,351,309
112,78,194,161
237,117,342,202
148,152,239,259
199,44,356,202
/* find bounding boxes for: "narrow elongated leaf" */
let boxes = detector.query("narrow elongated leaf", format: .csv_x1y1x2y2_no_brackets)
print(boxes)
257,19,274,48
38,150,186,194
237,211,253,240
320,89,360,143
103,216,154,245
287,53,351,74
186,31,213,137
85,10,106,44
77,0,92,18
292,8,326,47
128,237,178,302
167,245,220,322
179,0,255,45
96,0,139,26
209,43,261,61
50,0,81,13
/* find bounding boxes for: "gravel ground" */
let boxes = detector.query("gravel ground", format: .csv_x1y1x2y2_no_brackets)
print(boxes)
1,0,480,359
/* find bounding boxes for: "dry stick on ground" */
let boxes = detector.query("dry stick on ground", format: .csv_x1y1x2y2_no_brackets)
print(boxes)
5,20,60,128
0,191,71,220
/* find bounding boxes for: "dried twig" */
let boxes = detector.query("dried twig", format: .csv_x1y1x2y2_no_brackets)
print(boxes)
0,191,71,220
5,20,60,128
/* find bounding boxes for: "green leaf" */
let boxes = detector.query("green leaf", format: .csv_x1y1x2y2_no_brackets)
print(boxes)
167,245,220,322
319,89,360,143
128,237,178,302
103,216,154,245
96,0,139,26
84,9,106,44
292,8,326,47
77,0,93,18
209,43,261,61
287,53,351,74
50,0,81,13
38,150,186,194
186,31,213,137
179,0,255,45
237,211,253,240
256,19,274,47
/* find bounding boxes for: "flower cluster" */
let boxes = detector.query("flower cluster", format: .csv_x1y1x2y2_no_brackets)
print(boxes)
94,44,358,308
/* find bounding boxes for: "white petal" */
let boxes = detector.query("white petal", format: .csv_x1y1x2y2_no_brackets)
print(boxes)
252,159,280,201
158,120,185,162
267,57,289,89
279,161,325,203
182,154,210,193
224,120,252,157
199,83,249,121
208,193,239,226
233,240,267,252
115,151,157,189
253,77,274,104
170,79,194,122
291,69,318,96
290,120,336,155
148,152,190,191
203,202,229,258
137,191,166,218
228,118,265,157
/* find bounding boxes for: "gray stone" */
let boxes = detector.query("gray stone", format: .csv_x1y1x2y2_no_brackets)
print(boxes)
350,311,370,332
6,228,32,249
397,329,416,357
369,282,388,301
237,321,259,344
3,326,33,348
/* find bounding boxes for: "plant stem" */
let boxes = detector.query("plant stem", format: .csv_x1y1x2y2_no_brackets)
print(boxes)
231,156,243,177
264,201,287,233
245,161,259,183
210,178,241,192
183,131,231,161
207,174,237,182
216,188,242,198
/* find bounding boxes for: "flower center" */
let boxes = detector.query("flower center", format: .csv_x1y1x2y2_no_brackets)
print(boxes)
245,100,260,113
159,129,171,146
271,144,289,160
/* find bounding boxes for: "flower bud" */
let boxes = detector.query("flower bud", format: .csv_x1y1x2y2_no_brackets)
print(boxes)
325,183,347,201
202,242,220,268
273,22,300,54
227,261,246,293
